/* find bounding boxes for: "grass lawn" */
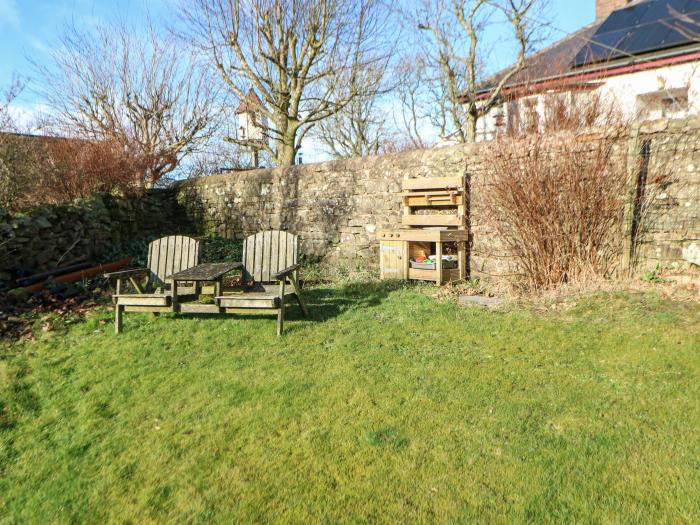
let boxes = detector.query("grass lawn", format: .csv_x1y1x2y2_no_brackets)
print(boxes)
1,282,699,523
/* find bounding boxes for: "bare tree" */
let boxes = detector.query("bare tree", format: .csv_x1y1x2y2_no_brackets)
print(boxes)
393,56,431,149
35,22,220,188
406,0,548,143
315,61,393,158
180,0,392,167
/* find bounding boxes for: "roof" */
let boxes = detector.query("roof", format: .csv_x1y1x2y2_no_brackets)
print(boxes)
573,0,700,66
477,21,603,95
476,0,700,99
235,89,263,115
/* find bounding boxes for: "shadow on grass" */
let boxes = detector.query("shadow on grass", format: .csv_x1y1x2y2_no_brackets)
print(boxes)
163,280,410,327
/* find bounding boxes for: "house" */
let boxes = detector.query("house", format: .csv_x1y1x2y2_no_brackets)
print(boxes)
476,0,700,140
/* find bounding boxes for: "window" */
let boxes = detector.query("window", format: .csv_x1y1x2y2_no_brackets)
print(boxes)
637,87,689,120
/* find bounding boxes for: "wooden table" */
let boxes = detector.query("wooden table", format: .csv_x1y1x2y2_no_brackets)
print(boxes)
169,262,241,313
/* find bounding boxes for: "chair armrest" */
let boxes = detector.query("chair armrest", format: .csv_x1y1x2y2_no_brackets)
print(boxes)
103,268,148,279
273,263,300,280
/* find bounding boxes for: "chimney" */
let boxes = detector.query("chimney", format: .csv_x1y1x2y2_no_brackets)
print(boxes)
596,0,632,20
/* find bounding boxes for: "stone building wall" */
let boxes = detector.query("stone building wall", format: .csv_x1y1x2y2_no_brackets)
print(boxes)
0,190,193,283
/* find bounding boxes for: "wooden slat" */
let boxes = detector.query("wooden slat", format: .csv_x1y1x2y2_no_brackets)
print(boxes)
124,306,172,313
218,297,279,309
404,194,464,207
117,295,170,307
270,230,280,278
402,176,463,191
262,231,271,282
172,236,182,276
178,303,222,314
287,233,295,269
402,215,464,227
377,229,470,242
407,267,462,282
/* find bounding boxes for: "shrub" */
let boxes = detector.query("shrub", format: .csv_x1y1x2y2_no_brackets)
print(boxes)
483,92,630,289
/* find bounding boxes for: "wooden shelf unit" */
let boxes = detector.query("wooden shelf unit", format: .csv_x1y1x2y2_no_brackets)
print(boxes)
378,175,468,284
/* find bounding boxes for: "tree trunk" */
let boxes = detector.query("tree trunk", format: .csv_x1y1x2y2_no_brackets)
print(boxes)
275,125,298,167
466,112,478,143
276,142,296,167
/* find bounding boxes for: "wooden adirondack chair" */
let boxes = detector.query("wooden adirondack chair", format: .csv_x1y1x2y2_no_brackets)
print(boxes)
105,235,200,333
216,230,308,336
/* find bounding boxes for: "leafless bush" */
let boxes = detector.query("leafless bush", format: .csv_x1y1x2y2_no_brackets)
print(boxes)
41,139,146,203
6,138,147,210
483,92,630,289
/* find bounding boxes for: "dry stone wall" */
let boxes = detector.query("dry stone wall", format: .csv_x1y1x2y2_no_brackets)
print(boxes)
632,118,700,269
176,117,700,278
0,190,193,284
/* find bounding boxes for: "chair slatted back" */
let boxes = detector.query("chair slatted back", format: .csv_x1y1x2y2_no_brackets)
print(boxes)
147,235,200,287
242,231,298,283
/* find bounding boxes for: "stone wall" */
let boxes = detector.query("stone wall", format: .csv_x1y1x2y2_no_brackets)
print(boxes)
631,118,700,270
0,190,193,283
175,117,700,277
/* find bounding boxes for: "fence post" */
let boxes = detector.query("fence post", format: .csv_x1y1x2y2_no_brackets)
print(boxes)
620,123,642,275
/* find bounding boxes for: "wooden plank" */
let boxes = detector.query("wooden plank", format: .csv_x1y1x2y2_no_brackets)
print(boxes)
254,233,264,282
123,306,172,313
242,236,250,281
404,194,464,207
287,233,296,269
218,297,279,308
178,303,222,314
377,229,469,242
400,190,462,197
148,238,161,286
402,215,463,227
260,230,270,282
407,268,438,281
223,308,277,315
402,176,463,191
157,238,169,284
117,296,170,306
172,235,184,276
270,230,280,280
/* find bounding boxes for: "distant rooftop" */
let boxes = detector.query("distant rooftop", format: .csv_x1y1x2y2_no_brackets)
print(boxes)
477,0,700,97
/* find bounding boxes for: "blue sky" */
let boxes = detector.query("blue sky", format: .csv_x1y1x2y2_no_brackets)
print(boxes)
0,0,597,129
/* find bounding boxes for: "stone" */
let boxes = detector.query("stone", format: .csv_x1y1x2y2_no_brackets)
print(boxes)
682,243,700,266
458,295,503,308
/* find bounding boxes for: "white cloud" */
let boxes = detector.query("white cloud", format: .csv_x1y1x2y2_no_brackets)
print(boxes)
0,0,20,28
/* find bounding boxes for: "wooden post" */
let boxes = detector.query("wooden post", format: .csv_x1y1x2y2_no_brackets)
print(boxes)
115,304,123,334
171,280,179,313
277,279,286,336
435,241,443,285
458,241,467,280
621,123,642,276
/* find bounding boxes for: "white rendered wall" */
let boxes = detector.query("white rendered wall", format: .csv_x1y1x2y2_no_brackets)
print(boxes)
475,59,700,141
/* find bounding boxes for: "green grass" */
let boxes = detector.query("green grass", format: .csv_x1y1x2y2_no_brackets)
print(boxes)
1,282,699,523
